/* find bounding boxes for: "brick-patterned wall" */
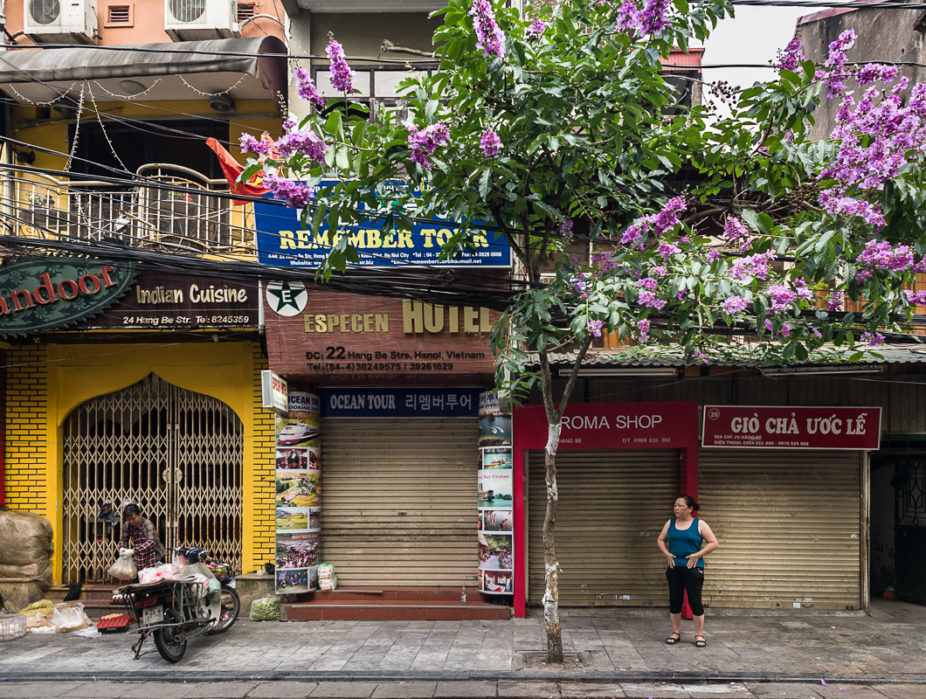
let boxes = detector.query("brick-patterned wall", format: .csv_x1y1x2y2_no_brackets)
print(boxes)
3,345,48,513
249,345,276,569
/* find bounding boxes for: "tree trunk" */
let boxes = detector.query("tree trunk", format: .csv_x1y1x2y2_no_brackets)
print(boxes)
542,419,563,663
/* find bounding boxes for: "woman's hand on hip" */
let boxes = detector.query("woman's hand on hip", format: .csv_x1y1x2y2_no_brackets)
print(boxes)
685,554,700,569
665,554,676,568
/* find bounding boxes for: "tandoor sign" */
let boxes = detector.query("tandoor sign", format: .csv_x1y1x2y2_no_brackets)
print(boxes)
701,405,882,450
0,256,136,337
264,283,498,377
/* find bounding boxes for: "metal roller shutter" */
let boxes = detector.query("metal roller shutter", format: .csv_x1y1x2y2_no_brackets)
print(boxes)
699,449,862,609
527,450,679,607
320,417,479,587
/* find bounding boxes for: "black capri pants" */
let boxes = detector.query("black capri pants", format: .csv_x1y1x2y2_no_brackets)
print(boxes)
665,565,705,616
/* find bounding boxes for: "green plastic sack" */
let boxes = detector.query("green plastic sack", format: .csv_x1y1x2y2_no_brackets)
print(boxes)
249,595,280,621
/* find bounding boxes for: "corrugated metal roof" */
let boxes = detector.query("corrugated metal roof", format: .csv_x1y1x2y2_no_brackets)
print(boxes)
536,342,926,370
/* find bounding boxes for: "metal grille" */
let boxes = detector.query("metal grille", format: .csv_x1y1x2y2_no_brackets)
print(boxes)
897,458,926,527
62,374,243,583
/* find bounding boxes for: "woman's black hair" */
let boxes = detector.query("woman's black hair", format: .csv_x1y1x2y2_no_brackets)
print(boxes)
678,495,699,511
123,503,141,518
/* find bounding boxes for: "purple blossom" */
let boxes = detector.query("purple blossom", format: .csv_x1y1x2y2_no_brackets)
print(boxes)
854,269,873,284
408,122,450,170
693,350,708,365
657,243,681,260
793,278,814,302
587,319,604,337
767,284,797,312
723,216,750,251
903,290,926,305
812,328,823,339
240,133,269,156
638,0,671,35
592,253,619,272
326,38,355,93
730,252,773,281
638,277,658,291
650,196,686,235
707,249,720,262
827,292,844,311
822,29,857,99
676,289,688,299
776,37,805,73
637,290,666,309
722,295,748,315
856,63,899,86
526,18,547,40
480,130,502,158
573,273,592,299
276,129,328,163
265,174,313,208
861,331,885,346
615,0,640,31
293,66,325,110
621,223,644,248
560,219,574,241
470,0,506,60
857,240,915,271
651,265,667,277
818,193,886,228
637,318,651,343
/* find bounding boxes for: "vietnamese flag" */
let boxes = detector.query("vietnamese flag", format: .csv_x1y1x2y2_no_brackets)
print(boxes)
205,137,270,205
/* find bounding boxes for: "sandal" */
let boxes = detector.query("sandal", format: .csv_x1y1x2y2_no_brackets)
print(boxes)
694,635,707,648
665,633,681,645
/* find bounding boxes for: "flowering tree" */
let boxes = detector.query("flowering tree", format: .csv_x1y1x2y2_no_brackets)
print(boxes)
243,1,926,661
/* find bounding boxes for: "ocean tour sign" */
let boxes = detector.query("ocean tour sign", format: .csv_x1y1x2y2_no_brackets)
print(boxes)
701,405,882,450
0,256,136,337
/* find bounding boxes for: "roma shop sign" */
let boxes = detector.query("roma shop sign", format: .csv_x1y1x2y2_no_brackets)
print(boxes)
87,268,258,329
701,405,882,450
0,256,136,337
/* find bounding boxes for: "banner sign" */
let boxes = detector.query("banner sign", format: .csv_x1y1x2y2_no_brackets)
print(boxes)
254,183,511,269
701,405,882,450
89,268,258,329
515,402,698,451
261,370,288,414
264,283,498,379
0,256,136,337
318,387,481,418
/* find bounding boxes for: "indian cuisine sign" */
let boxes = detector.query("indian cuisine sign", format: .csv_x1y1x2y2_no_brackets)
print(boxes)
701,405,882,449
0,256,136,337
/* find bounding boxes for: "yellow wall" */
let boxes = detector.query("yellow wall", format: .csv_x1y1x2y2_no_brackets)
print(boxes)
3,341,275,582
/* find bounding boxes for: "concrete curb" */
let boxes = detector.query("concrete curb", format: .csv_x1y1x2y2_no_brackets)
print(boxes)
3,671,926,684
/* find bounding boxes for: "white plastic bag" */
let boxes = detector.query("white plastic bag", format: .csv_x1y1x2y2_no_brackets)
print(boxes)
107,551,137,581
49,602,91,633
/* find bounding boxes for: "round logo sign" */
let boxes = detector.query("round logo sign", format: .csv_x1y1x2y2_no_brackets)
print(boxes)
266,280,308,317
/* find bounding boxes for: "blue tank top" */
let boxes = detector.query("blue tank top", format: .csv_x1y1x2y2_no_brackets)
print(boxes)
668,518,704,568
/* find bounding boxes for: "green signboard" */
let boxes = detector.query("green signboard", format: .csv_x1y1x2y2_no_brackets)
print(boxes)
0,256,137,337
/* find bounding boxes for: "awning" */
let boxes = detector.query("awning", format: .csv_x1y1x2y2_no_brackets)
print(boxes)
0,36,287,110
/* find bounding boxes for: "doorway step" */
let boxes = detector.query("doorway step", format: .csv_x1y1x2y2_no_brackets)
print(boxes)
49,583,122,619
281,586,511,621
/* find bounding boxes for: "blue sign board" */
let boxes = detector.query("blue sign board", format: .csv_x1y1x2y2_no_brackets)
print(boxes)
254,183,511,269
319,387,482,418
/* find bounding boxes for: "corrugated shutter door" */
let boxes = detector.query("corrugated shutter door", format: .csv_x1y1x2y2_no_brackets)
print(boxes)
699,449,862,609
321,418,478,586
527,450,678,607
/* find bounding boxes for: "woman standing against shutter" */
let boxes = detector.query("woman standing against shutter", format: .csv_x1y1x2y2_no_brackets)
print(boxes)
657,495,719,648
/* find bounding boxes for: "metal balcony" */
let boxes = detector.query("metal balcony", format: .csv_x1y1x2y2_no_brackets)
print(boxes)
4,164,256,256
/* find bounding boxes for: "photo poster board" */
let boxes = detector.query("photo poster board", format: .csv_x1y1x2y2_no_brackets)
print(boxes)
477,391,514,596
274,391,321,594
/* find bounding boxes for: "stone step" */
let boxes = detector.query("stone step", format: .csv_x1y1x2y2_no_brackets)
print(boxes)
282,602,511,622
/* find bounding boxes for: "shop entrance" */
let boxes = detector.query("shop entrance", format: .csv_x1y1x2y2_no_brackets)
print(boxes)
895,455,926,605
61,373,243,583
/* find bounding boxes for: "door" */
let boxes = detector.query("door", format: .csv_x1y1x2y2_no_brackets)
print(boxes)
62,373,243,583
896,456,926,605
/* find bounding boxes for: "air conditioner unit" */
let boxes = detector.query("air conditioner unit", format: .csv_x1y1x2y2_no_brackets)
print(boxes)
24,0,98,44
165,0,240,41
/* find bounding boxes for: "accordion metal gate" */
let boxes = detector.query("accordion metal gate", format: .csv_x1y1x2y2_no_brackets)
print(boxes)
62,373,243,583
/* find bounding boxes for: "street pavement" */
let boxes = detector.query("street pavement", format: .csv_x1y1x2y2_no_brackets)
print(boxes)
2,599,925,698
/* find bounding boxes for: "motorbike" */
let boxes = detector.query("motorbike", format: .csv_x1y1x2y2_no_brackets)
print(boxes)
115,546,240,662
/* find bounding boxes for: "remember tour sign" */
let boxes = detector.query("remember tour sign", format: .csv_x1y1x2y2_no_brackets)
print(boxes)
701,405,882,450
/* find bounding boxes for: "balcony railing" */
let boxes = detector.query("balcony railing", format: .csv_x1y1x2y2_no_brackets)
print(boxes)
4,164,257,256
